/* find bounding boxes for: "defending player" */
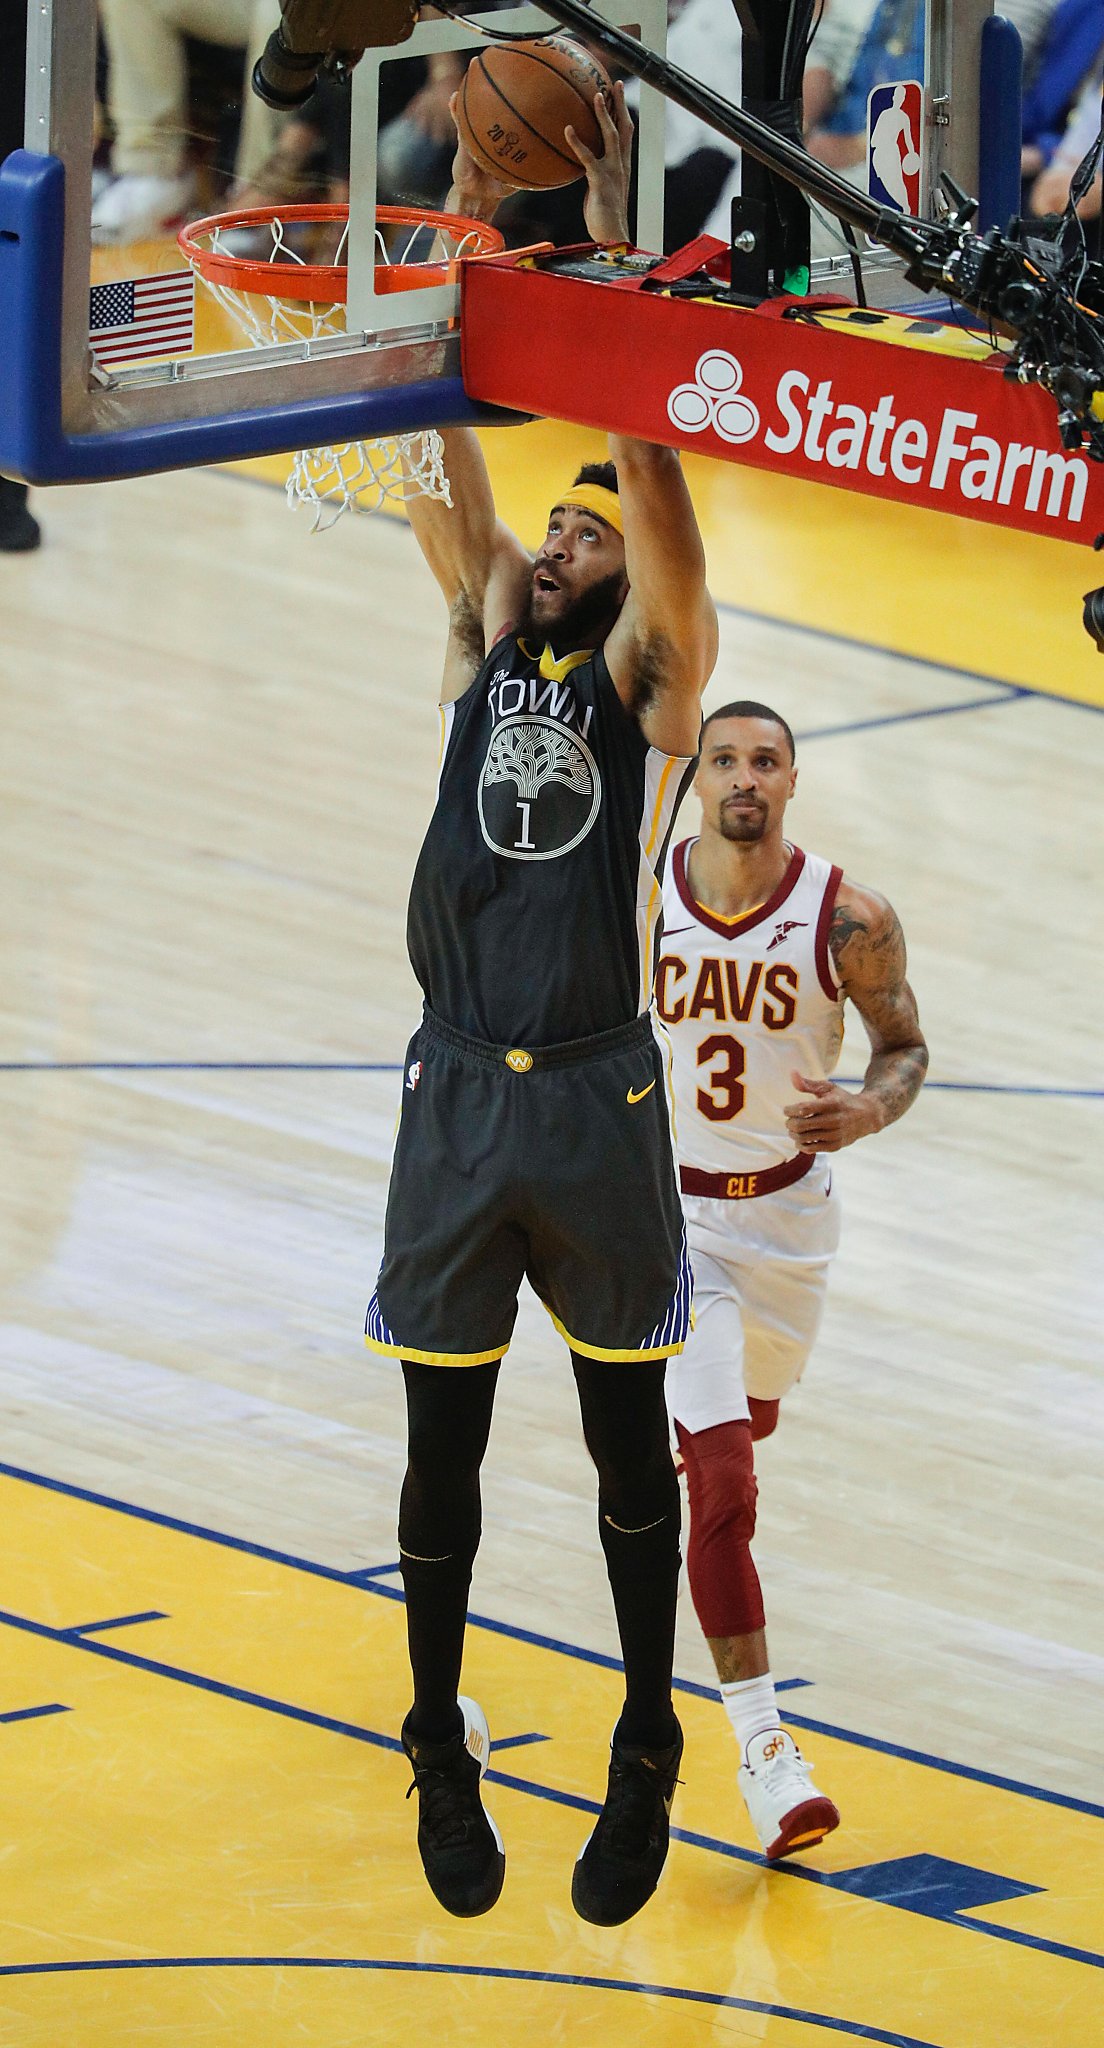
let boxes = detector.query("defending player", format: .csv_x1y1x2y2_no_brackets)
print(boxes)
365,84,717,1925
656,701,927,1860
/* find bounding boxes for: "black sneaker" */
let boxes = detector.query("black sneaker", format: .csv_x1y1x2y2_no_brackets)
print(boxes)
401,1695,505,1917
0,479,41,554
572,1718,684,1925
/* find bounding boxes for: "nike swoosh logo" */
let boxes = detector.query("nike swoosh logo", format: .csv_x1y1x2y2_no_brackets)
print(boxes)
627,1081,656,1105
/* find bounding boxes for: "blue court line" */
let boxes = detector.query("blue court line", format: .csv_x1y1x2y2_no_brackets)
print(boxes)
709,593,1103,719
794,690,1025,744
0,1602,403,1755
776,1710,1104,1827
390,1583,1104,1826
1,1458,1100,1825
0,1064,401,1081
781,1855,1103,1972
0,1599,737,1861
0,1703,70,1725
218,457,1103,718
2,1597,1101,1973
329,462,1102,718
912,1081,1103,1098
490,1732,550,1752
67,1611,169,1638
835,1078,1103,1099
0,1953,952,2046
0,1062,1099,1097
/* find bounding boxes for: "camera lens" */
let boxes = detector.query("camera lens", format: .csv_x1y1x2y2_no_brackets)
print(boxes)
252,28,324,109
1082,585,1104,651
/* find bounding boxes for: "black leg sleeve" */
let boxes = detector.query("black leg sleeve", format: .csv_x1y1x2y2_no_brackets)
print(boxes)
572,1354,682,1751
398,1358,499,1743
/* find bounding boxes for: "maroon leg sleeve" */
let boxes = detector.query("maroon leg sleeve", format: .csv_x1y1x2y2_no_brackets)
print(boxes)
748,1396,780,1441
675,1417,766,1638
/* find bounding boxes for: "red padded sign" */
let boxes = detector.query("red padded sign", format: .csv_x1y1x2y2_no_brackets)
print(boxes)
462,254,1104,545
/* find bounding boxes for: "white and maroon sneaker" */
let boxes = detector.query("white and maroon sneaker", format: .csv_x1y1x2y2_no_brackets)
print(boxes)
738,1727,840,1860
91,171,196,245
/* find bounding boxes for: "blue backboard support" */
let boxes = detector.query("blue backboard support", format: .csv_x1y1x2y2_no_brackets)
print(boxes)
0,151,495,485
0,0,668,487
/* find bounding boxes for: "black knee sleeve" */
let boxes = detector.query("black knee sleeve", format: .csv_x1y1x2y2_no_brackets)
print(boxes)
398,1358,498,1566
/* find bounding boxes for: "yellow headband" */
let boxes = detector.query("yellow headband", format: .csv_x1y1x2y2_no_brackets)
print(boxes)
551,483,624,537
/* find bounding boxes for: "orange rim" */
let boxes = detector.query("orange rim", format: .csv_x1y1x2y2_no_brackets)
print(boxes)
177,203,505,301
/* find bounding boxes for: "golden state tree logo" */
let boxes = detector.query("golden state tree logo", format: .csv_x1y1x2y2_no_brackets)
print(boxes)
479,716,601,862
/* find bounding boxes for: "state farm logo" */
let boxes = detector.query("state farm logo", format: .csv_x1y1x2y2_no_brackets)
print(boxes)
663,352,1089,526
668,350,760,445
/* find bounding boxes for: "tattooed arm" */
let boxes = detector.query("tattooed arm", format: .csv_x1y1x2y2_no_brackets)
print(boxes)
783,881,928,1154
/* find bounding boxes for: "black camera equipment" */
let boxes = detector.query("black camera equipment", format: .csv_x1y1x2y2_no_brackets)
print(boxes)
509,0,1104,645
252,0,416,110
272,0,1104,639
1084,537,1104,654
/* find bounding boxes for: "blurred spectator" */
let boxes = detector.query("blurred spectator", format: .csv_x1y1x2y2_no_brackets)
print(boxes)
231,71,355,212
0,1,42,549
506,0,743,254
93,0,283,243
806,0,924,175
627,0,743,250
1019,0,1104,183
1030,59,1104,214
803,0,1069,143
377,10,467,208
802,0,924,252
803,0,880,133
232,9,466,216
802,0,1088,253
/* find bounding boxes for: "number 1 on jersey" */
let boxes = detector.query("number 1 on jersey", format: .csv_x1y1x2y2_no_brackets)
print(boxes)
514,801,536,851
697,1032,746,1120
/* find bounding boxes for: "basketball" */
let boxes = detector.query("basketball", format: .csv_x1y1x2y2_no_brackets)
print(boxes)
456,35,613,191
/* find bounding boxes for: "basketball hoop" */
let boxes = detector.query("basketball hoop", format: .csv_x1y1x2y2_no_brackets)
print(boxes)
178,203,505,529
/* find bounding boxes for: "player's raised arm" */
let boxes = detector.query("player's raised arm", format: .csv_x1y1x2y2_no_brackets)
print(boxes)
402,122,532,702
603,435,718,754
784,883,929,1153
568,85,718,755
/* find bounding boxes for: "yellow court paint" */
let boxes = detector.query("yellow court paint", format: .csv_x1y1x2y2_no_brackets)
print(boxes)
90,232,1103,706
0,1467,1098,2047
225,413,1104,710
469,420,1104,708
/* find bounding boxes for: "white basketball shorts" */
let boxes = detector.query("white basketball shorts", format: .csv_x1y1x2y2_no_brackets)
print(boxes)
666,1160,841,1435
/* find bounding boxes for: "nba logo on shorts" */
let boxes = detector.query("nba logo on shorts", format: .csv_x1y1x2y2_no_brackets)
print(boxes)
867,80,923,214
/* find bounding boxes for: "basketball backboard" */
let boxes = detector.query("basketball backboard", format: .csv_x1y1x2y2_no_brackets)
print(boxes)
0,0,667,487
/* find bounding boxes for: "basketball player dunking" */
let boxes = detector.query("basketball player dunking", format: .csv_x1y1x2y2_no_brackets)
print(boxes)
657,702,928,1859
365,84,717,1924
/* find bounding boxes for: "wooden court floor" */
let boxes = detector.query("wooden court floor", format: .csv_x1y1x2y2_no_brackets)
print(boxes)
0,443,1100,2046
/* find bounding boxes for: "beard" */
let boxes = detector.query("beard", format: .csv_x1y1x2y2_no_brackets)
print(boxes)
719,803,769,842
520,569,627,651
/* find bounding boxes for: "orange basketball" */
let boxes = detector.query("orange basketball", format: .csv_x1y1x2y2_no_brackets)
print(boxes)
456,35,613,192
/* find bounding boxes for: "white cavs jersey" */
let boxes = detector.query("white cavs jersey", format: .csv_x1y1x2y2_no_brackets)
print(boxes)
657,840,845,1183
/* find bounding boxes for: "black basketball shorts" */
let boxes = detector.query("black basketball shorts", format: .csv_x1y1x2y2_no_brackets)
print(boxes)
365,1007,692,1366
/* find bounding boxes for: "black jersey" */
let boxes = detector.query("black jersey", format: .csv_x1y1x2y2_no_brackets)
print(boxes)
406,636,697,1046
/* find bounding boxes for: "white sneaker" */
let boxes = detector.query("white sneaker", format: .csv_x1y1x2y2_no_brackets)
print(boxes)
738,1727,840,1861
91,171,197,245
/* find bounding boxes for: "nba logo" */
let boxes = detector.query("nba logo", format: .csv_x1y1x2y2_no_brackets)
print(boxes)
867,80,923,214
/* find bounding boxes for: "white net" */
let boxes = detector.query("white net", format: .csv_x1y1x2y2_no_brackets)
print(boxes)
185,211,472,529
286,434,450,533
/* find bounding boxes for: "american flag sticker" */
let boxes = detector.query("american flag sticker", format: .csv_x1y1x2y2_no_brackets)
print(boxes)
88,271,195,367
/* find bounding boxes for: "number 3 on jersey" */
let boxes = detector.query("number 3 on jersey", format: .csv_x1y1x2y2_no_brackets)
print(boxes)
697,1033,746,1120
